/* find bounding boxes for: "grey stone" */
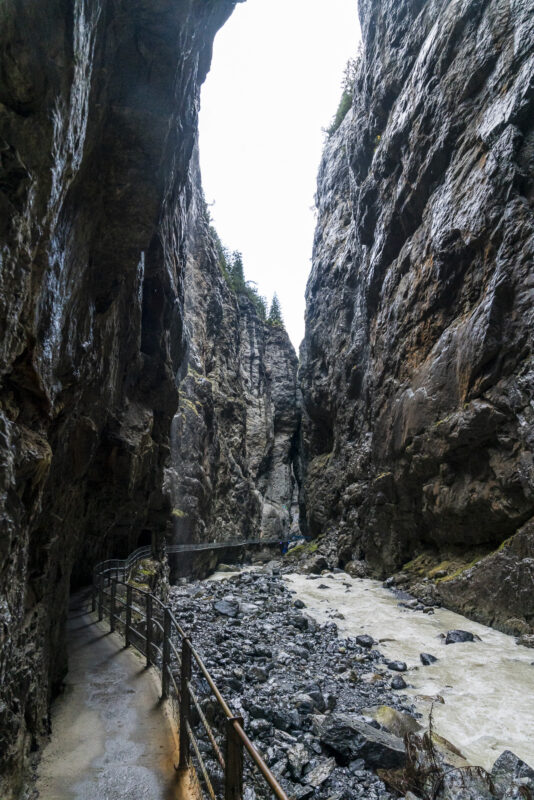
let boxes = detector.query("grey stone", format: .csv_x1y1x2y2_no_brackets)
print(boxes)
445,630,475,645
305,757,336,788
292,693,317,715
491,750,534,797
387,661,407,672
313,713,406,769
420,653,438,665
287,743,310,780
213,599,240,618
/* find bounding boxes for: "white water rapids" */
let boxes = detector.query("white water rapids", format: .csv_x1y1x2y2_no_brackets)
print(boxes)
284,572,534,771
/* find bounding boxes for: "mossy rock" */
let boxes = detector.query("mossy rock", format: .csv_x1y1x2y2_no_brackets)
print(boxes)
362,706,422,739
287,540,320,557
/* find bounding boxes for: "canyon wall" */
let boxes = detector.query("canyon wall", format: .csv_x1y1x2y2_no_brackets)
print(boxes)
0,1,242,795
166,158,300,578
300,0,534,631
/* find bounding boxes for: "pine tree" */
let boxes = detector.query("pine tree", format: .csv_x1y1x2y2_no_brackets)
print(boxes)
268,293,284,327
228,251,245,292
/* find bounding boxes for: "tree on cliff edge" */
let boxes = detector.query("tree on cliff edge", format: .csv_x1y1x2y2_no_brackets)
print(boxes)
268,293,284,327
228,251,246,292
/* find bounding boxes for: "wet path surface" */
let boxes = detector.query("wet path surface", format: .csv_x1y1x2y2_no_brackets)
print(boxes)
35,593,189,800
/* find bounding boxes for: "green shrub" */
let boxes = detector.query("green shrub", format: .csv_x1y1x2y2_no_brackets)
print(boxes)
326,90,353,136
325,54,360,137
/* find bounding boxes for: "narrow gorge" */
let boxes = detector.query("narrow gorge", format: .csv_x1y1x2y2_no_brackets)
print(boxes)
0,0,533,798
166,153,300,578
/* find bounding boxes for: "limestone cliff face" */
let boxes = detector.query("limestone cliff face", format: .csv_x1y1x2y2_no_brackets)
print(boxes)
166,165,300,577
300,0,534,631
0,1,241,795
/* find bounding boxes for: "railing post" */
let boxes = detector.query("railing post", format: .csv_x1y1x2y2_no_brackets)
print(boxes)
110,578,116,633
225,717,244,800
179,638,192,769
98,571,104,621
125,584,132,647
161,607,171,700
146,594,153,667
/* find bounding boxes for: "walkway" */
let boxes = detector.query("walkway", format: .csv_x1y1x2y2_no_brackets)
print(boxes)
35,592,191,800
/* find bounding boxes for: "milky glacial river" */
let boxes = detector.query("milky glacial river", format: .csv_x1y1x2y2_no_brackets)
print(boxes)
285,572,534,771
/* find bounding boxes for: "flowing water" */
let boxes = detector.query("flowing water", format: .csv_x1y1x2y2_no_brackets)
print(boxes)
284,572,534,772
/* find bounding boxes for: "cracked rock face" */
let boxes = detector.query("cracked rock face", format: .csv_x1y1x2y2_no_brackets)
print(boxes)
300,0,534,630
0,0,241,795
166,158,300,578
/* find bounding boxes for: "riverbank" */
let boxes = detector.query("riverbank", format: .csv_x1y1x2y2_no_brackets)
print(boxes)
169,563,534,800
285,571,534,771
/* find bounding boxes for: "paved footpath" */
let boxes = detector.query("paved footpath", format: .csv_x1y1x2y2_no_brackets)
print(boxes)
36,592,190,800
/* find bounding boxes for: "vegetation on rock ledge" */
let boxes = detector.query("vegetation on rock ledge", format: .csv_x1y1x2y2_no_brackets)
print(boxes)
207,209,286,329
325,55,359,136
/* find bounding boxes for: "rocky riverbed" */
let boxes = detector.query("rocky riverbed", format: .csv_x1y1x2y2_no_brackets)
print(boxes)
169,564,534,800
285,571,534,772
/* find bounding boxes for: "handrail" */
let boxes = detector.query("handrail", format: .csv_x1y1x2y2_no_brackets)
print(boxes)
92,548,291,800
166,535,303,554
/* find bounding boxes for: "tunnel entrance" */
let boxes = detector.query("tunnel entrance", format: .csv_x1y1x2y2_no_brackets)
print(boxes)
137,529,153,548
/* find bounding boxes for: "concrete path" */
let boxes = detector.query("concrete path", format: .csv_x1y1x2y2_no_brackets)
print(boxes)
36,592,190,800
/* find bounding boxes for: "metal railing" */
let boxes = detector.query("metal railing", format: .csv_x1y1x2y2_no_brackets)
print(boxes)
92,549,291,800
166,535,304,554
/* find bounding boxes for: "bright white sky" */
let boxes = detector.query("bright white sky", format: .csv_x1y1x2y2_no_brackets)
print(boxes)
199,0,360,349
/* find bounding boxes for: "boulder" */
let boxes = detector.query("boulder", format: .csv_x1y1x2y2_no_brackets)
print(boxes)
247,666,269,683
304,757,336,788
344,560,368,578
213,599,240,618
287,743,310,780
391,676,407,690
305,555,329,574
445,629,475,644
361,706,422,739
437,766,496,799
356,634,374,649
502,618,531,636
239,601,260,615
292,693,319,715
387,660,408,672
291,785,314,800
491,750,534,797
312,713,406,769
272,708,301,732
420,653,438,665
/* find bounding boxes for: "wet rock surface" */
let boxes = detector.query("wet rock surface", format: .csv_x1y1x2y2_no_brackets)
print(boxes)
170,566,420,800
0,0,242,795
419,653,438,666
170,565,534,800
165,184,301,579
445,630,475,645
490,750,534,798
299,0,534,632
